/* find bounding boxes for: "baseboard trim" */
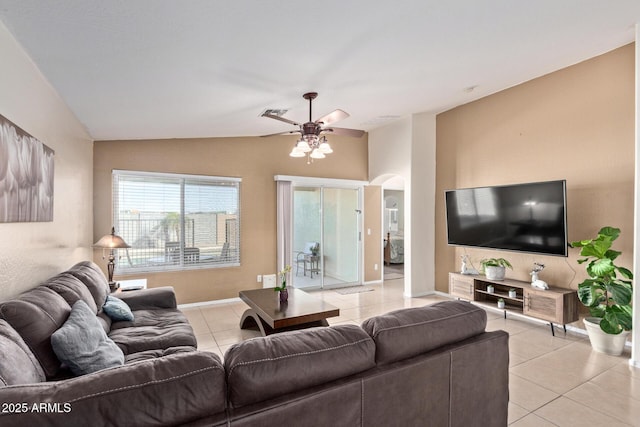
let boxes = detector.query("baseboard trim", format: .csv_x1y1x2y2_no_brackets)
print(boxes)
178,297,241,309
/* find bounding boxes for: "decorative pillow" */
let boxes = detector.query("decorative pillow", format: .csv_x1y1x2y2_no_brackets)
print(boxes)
51,300,124,376
103,295,134,322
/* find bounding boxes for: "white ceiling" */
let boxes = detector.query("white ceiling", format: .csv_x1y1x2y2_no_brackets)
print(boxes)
1,1,639,141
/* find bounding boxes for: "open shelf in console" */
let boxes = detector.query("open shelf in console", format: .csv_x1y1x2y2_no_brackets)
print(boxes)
474,278,525,314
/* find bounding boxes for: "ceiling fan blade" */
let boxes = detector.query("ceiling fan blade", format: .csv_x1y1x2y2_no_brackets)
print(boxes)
260,130,300,138
315,109,349,126
323,127,365,138
261,113,300,127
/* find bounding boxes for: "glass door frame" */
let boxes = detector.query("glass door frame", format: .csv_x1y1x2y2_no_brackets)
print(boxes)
275,175,366,290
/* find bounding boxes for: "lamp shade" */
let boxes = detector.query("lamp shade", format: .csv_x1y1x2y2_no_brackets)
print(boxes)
289,147,306,157
318,141,333,154
309,149,325,159
94,227,130,249
296,139,311,153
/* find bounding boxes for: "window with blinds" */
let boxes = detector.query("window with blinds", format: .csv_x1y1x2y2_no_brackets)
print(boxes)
112,170,240,273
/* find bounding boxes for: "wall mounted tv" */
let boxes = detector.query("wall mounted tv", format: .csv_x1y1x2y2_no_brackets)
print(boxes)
445,180,568,257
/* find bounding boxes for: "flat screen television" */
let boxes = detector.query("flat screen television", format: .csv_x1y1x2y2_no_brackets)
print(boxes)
445,180,568,257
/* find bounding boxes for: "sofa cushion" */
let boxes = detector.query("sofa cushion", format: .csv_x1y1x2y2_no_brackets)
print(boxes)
0,286,71,378
124,346,198,364
108,309,197,354
0,319,46,386
97,311,113,335
224,324,376,408
361,300,487,364
66,261,110,311
51,300,124,376
103,295,134,322
43,271,99,314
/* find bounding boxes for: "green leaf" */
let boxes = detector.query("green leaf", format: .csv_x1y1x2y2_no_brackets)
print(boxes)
617,266,633,280
579,243,608,259
598,226,621,240
577,285,600,307
604,249,621,261
600,305,631,334
615,304,634,330
606,281,633,305
589,258,615,277
590,305,606,318
569,239,590,248
600,316,623,334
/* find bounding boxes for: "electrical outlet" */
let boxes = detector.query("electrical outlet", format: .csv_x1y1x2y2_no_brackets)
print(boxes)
257,275,262,283
374,263,378,271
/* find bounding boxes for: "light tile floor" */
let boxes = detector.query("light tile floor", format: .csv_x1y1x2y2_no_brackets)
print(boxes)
180,279,640,426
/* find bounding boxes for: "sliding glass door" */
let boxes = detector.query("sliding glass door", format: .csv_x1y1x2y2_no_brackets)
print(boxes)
292,187,322,288
322,188,359,286
292,185,361,289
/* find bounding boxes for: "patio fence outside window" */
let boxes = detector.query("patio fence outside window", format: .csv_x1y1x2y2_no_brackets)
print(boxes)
112,170,240,273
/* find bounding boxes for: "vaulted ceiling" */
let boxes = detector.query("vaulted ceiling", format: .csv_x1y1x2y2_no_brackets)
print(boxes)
1,1,639,140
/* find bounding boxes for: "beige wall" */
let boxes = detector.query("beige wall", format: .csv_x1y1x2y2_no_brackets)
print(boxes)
369,112,438,297
0,22,93,300
364,185,382,282
435,44,635,301
94,134,368,303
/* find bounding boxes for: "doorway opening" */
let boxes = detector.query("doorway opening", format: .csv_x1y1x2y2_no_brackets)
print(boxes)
383,188,405,280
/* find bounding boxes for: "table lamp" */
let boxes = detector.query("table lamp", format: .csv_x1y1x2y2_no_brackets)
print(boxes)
94,226,130,291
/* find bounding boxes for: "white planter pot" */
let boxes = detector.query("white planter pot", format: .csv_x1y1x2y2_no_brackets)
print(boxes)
486,285,494,294
497,300,505,309
485,266,506,281
508,290,517,298
583,317,630,356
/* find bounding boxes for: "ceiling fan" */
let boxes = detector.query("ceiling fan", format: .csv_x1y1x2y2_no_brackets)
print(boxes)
261,92,365,162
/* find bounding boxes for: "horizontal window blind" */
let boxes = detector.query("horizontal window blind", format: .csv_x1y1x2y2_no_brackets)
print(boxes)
112,170,240,273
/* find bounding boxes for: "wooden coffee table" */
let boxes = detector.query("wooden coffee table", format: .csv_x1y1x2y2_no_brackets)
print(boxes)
239,287,340,336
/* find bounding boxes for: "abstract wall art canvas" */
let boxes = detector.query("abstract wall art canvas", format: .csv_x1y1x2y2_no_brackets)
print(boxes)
0,114,55,222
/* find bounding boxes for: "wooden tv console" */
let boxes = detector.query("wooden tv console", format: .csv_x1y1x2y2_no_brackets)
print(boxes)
449,272,579,336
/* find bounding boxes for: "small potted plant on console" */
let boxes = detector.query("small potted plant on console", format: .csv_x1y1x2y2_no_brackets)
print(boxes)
480,258,513,281
570,226,633,356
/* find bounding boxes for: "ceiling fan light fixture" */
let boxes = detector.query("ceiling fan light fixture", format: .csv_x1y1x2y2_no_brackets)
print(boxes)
296,139,311,152
309,148,325,159
303,134,318,144
289,147,305,157
261,92,364,164
318,140,333,154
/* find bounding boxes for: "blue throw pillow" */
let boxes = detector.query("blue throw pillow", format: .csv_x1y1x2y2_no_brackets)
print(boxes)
103,295,134,322
51,300,124,376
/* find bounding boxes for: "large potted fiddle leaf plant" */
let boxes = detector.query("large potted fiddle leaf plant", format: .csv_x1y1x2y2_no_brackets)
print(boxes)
570,226,633,356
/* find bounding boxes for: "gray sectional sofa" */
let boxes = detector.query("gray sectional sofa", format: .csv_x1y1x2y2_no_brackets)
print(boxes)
0,261,509,426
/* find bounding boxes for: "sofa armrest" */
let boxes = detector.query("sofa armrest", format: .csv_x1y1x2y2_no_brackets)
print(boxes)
116,286,177,310
0,351,226,427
